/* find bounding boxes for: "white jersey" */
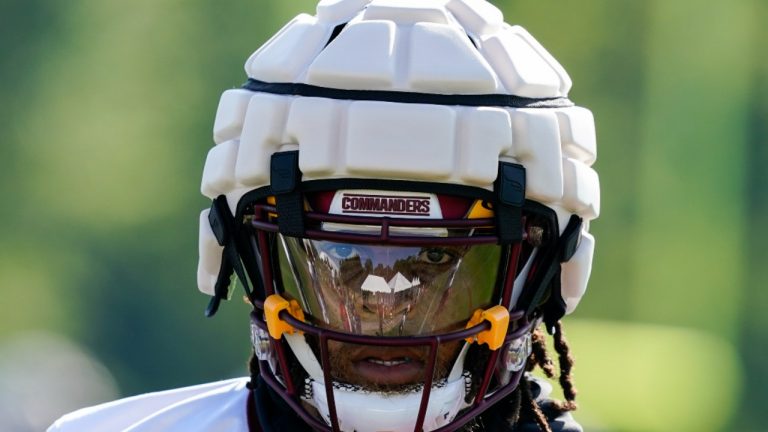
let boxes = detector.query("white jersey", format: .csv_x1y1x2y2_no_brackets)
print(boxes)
47,378,252,432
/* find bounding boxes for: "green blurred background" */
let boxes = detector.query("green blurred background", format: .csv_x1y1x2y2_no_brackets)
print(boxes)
0,0,765,430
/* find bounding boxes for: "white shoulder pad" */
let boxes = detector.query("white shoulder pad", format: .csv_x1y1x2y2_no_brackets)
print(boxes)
47,379,250,432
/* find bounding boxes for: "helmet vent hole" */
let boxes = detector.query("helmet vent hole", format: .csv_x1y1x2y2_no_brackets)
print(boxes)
324,23,348,48
466,33,478,49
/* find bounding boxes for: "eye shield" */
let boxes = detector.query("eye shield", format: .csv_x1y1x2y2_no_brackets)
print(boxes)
277,236,502,337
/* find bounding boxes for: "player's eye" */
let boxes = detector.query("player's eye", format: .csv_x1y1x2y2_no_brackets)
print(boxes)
327,244,360,260
418,248,455,265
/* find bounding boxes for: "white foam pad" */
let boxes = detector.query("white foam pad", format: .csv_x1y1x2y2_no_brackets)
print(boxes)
364,0,450,25
243,17,296,76
316,0,372,23
198,209,223,296
508,109,564,202
235,94,292,188
246,14,330,82
548,203,574,237
345,101,455,179
557,107,597,165
509,25,572,97
457,107,512,185
286,97,344,176
213,90,253,144
307,20,397,90
225,186,254,216
197,265,217,297
408,22,497,94
561,231,595,314
201,140,239,199
445,0,503,37
481,28,563,98
562,158,600,220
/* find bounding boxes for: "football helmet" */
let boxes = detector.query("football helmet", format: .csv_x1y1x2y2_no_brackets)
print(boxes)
197,1,599,431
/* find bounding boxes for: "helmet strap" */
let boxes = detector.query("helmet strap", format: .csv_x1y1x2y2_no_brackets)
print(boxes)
205,194,259,316
519,215,583,332
494,162,526,244
270,150,305,237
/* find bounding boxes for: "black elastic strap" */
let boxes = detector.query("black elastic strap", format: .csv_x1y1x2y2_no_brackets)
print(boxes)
521,215,583,328
206,250,233,317
205,195,255,317
242,79,574,109
270,151,305,237
495,162,526,244
235,230,268,302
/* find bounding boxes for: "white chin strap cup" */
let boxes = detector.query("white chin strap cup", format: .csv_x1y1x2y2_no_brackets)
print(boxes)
311,377,468,432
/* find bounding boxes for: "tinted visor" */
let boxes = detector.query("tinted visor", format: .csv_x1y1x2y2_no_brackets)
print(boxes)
276,235,502,337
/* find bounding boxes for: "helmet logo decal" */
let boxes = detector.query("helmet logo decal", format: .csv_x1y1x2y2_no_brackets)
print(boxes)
340,193,431,216
328,190,445,219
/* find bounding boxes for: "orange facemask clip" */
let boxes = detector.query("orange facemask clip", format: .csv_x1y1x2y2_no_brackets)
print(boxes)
465,305,510,350
264,294,305,339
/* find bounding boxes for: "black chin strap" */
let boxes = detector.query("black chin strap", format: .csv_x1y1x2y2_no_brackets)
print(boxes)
205,195,257,317
521,214,583,333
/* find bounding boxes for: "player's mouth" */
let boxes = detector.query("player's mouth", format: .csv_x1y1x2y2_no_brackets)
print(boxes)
350,348,426,386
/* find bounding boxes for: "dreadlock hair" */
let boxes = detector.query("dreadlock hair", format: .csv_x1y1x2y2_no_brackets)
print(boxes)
246,321,578,432
475,321,577,432
552,321,578,411
245,349,260,391
520,375,552,432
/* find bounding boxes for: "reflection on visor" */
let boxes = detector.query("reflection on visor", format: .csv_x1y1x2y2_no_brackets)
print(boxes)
276,235,502,337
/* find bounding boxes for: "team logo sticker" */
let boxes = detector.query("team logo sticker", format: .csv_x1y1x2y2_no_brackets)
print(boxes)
330,190,442,219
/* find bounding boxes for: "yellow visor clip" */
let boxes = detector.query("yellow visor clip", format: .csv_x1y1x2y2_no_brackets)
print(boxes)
465,305,510,351
264,294,305,339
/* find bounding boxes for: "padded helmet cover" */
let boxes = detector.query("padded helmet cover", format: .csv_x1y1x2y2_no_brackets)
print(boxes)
199,0,599,316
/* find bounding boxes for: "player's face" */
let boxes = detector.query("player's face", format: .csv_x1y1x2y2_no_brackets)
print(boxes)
277,236,502,391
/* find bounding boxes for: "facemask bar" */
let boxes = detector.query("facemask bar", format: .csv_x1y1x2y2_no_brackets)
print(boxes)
250,307,533,432
251,203,499,246
244,195,534,432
